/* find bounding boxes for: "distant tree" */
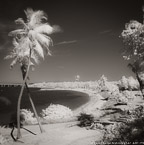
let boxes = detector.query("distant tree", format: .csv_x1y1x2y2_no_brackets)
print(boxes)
98,75,108,91
127,76,139,90
75,75,80,81
120,8,144,98
5,8,60,140
119,76,129,90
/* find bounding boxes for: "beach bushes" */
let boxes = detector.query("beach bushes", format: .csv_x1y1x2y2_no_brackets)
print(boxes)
0,126,8,144
41,104,74,123
97,75,119,93
77,113,94,127
102,105,144,144
0,134,6,144
30,81,99,91
103,120,144,144
111,90,136,105
118,76,139,91
21,109,38,125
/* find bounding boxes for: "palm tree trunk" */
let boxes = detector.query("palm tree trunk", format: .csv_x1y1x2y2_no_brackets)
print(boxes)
17,49,32,139
16,61,31,139
24,82,45,133
20,47,45,133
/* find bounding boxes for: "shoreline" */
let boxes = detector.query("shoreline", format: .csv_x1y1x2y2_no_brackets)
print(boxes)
0,88,113,145
0,88,94,125
39,87,106,117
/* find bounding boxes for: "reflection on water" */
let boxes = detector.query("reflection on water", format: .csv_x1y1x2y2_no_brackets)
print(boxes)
0,87,89,124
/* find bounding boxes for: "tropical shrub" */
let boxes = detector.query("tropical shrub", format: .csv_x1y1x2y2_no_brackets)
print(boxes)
77,113,94,127
97,75,108,92
98,75,119,93
41,104,73,123
127,76,139,90
21,109,37,125
110,90,136,105
114,92,129,104
89,123,104,130
127,105,144,119
102,105,144,144
0,134,6,144
118,76,139,91
0,126,8,144
118,76,129,90
122,90,136,100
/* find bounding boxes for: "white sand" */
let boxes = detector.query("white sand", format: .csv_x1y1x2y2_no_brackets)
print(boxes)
3,89,104,145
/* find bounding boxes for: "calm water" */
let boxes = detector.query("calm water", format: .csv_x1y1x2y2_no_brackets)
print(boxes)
0,87,89,124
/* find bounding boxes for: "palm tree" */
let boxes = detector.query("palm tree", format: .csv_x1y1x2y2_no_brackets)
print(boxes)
5,8,60,140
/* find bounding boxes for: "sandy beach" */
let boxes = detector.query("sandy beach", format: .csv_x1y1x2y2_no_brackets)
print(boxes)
1,89,105,145
2,88,144,145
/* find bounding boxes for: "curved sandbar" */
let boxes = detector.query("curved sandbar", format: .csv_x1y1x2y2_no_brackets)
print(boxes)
0,87,90,124
30,89,90,113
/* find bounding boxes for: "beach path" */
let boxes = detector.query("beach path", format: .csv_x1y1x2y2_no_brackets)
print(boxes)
5,122,102,145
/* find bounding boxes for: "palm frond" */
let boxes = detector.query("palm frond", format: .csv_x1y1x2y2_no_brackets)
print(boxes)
33,40,44,59
35,33,52,54
28,30,50,57
31,51,40,64
34,24,61,35
6,8,58,69
27,9,48,28
24,8,34,21
34,24,53,35
12,38,19,47
17,38,31,57
10,57,18,69
4,54,15,60
52,25,62,33
8,29,27,38
10,38,30,63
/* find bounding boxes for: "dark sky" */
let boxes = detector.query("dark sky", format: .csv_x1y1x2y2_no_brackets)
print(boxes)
0,0,144,83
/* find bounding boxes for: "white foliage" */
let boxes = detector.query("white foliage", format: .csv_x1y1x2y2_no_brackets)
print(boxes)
105,82,119,93
41,104,73,123
26,9,48,28
122,90,135,99
114,92,129,104
98,75,119,93
0,126,8,144
6,8,60,68
34,24,53,34
118,76,139,90
21,109,38,125
114,90,136,104
121,20,142,37
121,20,144,62
0,134,6,144
118,76,129,90
138,72,144,82
127,76,139,90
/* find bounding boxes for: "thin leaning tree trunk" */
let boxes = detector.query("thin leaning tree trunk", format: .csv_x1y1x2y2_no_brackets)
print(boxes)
17,52,31,139
136,72,144,99
24,82,45,133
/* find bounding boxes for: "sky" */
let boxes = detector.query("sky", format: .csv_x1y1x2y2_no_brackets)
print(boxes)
0,0,144,83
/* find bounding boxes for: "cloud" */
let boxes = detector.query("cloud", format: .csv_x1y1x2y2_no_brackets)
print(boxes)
0,21,14,51
54,40,77,45
99,29,112,34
